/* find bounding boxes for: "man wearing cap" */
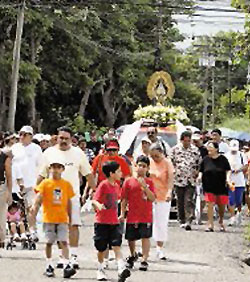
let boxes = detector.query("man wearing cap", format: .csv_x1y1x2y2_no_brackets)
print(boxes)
37,126,96,269
92,139,131,186
11,125,43,241
225,140,248,226
192,132,208,159
133,136,152,160
211,129,229,154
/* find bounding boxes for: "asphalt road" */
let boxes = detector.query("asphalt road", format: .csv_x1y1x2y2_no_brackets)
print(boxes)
1,212,250,282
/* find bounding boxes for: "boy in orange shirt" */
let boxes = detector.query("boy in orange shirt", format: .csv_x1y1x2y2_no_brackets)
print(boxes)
31,160,76,279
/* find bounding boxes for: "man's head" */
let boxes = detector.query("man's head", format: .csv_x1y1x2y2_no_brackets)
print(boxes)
78,138,87,151
108,128,116,139
136,155,150,177
90,131,97,142
192,132,202,147
57,126,72,151
102,161,121,181
229,139,239,155
147,127,158,142
150,143,164,163
141,137,152,153
105,139,119,156
180,131,192,149
19,125,33,145
211,129,222,143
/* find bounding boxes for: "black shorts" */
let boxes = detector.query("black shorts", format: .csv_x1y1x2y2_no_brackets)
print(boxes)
94,223,122,252
125,223,152,241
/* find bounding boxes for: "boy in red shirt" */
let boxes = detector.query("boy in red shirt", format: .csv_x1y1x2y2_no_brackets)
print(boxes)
121,155,155,271
92,161,131,282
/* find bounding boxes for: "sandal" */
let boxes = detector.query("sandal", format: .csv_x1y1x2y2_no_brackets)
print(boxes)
205,227,214,232
219,225,226,232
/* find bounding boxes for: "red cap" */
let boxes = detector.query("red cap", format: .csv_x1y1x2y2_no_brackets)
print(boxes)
106,140,119,149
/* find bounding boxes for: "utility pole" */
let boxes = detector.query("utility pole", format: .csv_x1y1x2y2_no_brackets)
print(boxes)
154,0,163,71
211,66,215,128
7,0,25,131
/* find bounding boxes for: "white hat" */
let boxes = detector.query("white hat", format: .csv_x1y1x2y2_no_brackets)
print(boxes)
192,133,201,140
141,137,152,144
229,139,239,151
19,125,33,135
33,133,44,142
44,134,51,141
49,159,65,167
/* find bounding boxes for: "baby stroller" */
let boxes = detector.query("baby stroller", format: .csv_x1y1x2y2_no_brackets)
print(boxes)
6,194,36,250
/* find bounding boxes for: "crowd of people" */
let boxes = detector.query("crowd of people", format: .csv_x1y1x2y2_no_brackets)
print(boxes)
0,125,250,281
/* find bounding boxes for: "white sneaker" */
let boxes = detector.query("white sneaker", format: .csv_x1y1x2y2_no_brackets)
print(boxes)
103,258,109,269
70,255,79,269
97,269,108,281
30,232,39,242
156,249,168,261
228,216,236,226
13,233,20,242
180,223,186,228
20,233,27,241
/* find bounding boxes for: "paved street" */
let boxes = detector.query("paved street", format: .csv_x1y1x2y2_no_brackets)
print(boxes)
1,212,250,282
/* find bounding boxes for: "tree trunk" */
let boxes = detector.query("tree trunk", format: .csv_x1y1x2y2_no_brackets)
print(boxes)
30,32,37,129
0,88,7,131
7,0,25,131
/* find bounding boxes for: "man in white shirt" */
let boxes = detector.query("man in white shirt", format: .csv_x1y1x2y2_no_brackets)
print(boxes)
211,129,229,154
38,126,96,269
11,125,43,241
225,140,248,226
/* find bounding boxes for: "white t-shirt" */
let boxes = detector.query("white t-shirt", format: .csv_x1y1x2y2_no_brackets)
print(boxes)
40,145,91,196
12,162,23,194
225,151,248,187
12,142,43,188
219,142,230,155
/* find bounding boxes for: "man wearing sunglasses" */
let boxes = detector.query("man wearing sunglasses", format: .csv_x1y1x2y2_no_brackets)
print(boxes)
11,125,43,242
147,127,170,156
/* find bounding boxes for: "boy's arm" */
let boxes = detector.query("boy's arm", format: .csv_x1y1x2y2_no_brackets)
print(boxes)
5,156,12,205
138,177,155,202
92,200,105,211
119,198,127,221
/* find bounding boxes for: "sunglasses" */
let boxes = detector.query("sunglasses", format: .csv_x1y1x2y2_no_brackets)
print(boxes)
147,131,156,135
19,132,32,137
106,148,118,152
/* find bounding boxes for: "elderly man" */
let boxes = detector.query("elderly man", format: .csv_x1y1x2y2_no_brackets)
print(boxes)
146,127,171,156
38,126,96,269
171,131,201,231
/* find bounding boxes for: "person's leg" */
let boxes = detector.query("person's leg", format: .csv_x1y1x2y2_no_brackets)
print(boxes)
176,186,186,225
206,201,214,229
245,185,250,215
25,189,37,237
46,243,53,259
0,192,7,247
185,185,196,228
10,222,19,241
128,240,136,256
218,204,226,231
235,187,245,225
141,238,150,262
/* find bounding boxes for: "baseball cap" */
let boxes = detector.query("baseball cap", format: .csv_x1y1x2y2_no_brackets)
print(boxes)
141,137,152,144
49,159,65,167
192,133,201,140
229,139,239,151
106,139,119,150
19,125,33,135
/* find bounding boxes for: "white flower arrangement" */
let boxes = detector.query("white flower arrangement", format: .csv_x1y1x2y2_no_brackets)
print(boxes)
133,105,189,123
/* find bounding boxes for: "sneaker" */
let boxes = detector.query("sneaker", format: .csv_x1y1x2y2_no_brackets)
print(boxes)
139,261,148,271
63,264,76,279
156,249,168,261
45,265,55,278
13,233,20,242
180,223,186,228
126,255,137,269
228,216,236,226
30,232,39,242
103,258,109,269
20,233,27,241
70,254,79,269
97,269,108,281
56,256,64,269
118,268,131,282
185,224,192,231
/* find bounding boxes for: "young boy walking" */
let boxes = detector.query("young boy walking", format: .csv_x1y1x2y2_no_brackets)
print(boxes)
120,155,155,271
31,160,76,278
92,161,131,282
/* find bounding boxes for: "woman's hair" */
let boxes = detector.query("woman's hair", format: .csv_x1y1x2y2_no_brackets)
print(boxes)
207,141,219,151
149,142,163,153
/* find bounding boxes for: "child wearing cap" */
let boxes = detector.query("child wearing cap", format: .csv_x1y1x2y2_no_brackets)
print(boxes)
31,160,76,278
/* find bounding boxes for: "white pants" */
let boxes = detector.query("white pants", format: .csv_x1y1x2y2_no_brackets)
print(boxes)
153,201,171,242
71,196,81,226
